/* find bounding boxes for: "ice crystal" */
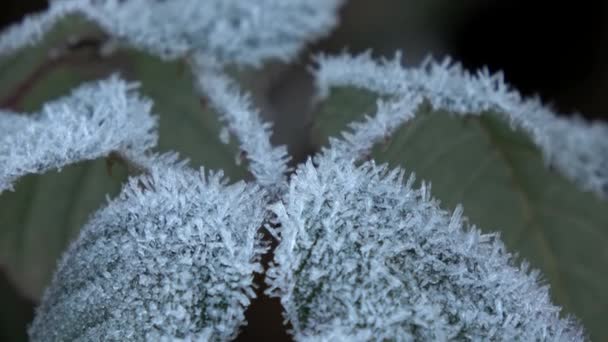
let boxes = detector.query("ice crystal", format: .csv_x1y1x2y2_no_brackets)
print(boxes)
29,159,268,341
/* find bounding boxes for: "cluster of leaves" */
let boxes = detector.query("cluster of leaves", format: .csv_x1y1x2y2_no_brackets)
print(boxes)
0,0,606,341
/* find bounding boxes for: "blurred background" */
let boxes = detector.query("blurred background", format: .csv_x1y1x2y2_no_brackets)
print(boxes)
0,0,607,341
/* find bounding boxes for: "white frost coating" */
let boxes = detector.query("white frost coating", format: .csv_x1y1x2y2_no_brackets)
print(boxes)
194,63,290,195
0,110,31,132
2,0,343,65
314,52,608,198
29,160,268,341
0,76,157,193
266,152,584,341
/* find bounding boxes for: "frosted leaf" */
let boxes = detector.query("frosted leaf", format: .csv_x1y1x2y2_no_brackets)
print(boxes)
0,76,157,193
266,152,584,341
194,62,290,196
29,159,268,341
2,0,343,65
314,52,608,198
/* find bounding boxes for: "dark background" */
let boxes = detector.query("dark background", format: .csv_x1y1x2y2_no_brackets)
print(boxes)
313,0,608,120
1,0,607,119
1,1,607,341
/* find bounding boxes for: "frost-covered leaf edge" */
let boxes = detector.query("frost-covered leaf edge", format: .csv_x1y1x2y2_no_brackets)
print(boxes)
192,58,291,196
313,52,608,199
0,75,158,193
0,0,344,66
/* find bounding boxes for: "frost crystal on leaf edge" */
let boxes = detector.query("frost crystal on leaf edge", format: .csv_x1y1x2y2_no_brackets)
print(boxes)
314,52,608,199
1,0,343,66
0,75,158,193
193,59,290,196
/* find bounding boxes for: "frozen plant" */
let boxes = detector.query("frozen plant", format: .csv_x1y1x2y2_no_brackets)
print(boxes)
0,0,606,341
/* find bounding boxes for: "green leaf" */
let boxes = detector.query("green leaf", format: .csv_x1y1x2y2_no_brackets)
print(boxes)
0,159,129,299
0,16,248,179
0,14,249,299
310,87,380,148
120,48,249,179
0,16,106,110
311,87,608,341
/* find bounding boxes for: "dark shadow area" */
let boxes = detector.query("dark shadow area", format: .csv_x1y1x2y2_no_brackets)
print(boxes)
0,272,35,342
0,0,48,28
451,0,608,119
235,230,292,341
